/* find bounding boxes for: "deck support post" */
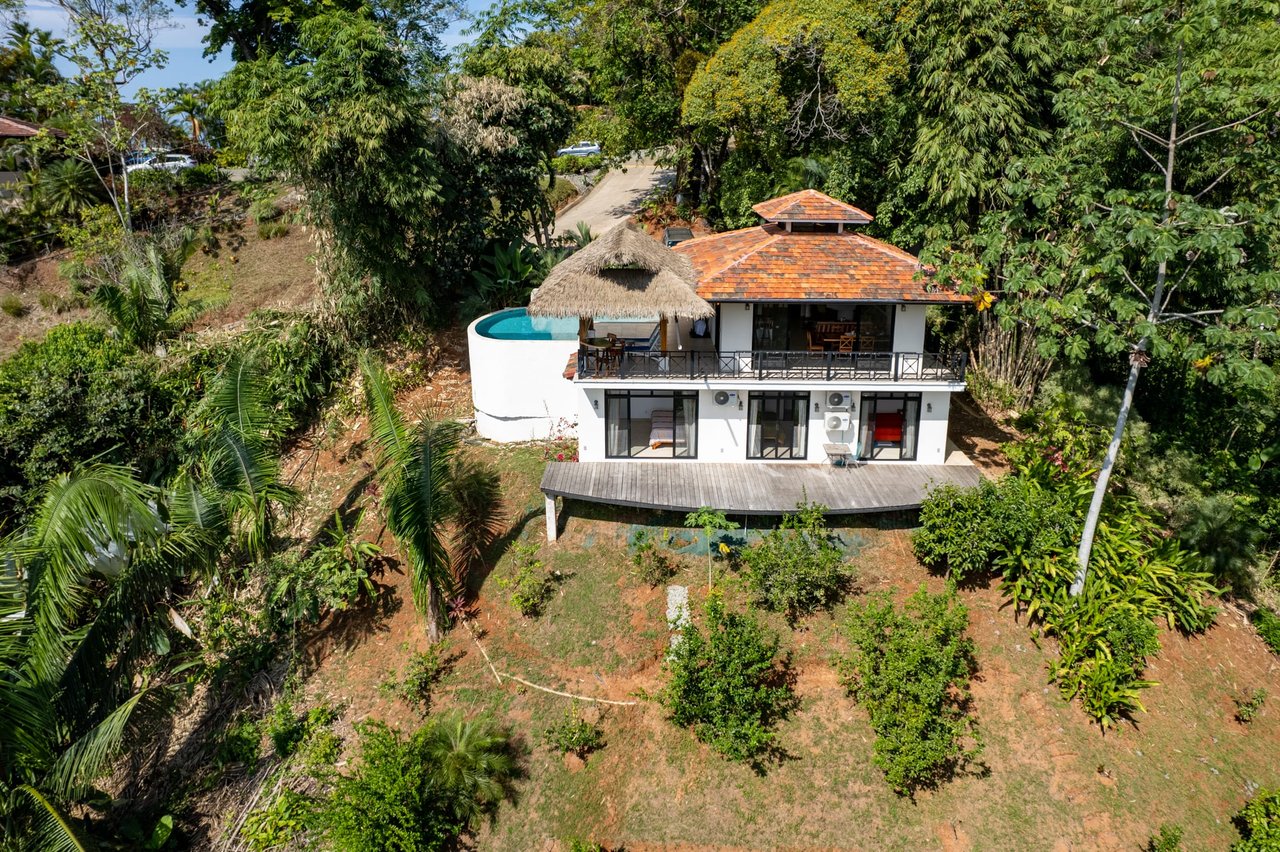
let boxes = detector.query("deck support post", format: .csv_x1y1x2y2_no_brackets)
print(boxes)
544,495,558,542
659,315,669,351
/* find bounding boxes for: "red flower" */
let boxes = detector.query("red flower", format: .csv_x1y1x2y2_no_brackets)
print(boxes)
556,453,565,461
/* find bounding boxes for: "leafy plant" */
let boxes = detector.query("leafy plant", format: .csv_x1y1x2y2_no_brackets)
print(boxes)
543,704,605,758
241,790,312,852
1232,789,1280,851
839,583,981,794
661,593,792,764
684,507,739,587
0,293,26,317
1252,607,1280,656
738,501,851,621
1235,689,1267,724
266,511,380,628
499,541,558,618
1147,824,1184,852
382,645,452,715
267,699,340,759
313,715,514,852
630,528,678,587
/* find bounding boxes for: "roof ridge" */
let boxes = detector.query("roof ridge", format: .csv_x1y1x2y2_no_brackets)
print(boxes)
850,232,920,265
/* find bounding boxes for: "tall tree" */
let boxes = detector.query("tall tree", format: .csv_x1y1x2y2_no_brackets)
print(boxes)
946,0,1280,596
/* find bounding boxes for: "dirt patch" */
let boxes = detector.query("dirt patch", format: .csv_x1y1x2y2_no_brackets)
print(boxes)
183,222,319,331
0,251,94,356
948,390,1021,476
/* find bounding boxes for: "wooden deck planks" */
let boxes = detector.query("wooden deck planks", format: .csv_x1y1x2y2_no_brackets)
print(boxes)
541,461,985,515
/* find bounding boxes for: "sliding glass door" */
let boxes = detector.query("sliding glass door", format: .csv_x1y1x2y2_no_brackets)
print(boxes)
604,390,698,458
747,392,809,459
857,393,920,460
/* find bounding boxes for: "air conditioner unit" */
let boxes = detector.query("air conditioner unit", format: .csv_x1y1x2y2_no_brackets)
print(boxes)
827,391,852,409
713,390,739,406
825,412,850,431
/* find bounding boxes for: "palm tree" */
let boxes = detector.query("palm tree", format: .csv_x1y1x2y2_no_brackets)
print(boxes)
191,356,298,562
359,353,503,641
167,91,204,145
91,236,202,352
34,159,100,218
423,713,515,830
0,465,219,850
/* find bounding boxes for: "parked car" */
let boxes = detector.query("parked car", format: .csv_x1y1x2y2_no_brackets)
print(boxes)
125,153,196,174
555,141,602,157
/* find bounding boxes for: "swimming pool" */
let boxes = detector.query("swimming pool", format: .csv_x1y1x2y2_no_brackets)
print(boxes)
474,308,579,341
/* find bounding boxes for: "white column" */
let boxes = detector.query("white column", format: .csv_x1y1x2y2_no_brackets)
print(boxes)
544,495,558,542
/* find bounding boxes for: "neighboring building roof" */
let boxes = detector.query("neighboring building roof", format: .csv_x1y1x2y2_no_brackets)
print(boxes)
752,189,873,224
0,115,64,139
529,222,714,320
674,221,968,304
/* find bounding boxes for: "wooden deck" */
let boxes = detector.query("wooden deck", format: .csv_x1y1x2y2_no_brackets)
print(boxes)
540,460,985,517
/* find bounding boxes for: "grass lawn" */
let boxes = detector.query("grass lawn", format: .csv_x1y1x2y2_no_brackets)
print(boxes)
305,446,1280,851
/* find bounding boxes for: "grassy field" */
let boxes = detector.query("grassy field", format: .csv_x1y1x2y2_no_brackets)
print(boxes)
297,446,1280,851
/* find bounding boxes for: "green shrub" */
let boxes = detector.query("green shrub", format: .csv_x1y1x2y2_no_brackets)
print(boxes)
839,583,981,794
661,593,792,763
178,162,224,191
913,478,1077,583
313,716,513,852
630,528,678,586
1252,607,1280,655
1053,603,1160,727
382,645,451,714
266,511,380,629
738,501,851,621
215,715,263,771
258,220,290,239
241,789,312,852
1147,824,1184,851
543,704,605,758
1233,789,1280,851
545,176,578,210
552,153,604,174
268,699,340,759
1235,688,1267,723
499,541,558,618
0,294,25,317
0,323,185,521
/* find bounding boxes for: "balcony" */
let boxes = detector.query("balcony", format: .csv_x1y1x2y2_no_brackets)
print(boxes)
574,348,966,383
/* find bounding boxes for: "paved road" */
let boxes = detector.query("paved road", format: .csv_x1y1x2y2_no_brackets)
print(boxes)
554,160,673,238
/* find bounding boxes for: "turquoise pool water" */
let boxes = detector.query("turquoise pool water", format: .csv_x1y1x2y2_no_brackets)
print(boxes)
475,308,579,341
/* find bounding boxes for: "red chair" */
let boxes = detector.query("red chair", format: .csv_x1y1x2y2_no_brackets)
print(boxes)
872,412,904,445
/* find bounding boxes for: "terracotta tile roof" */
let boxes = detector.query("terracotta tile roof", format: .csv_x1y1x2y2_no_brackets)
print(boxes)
673,223,969,304
752,189,873,223
0,116,64,139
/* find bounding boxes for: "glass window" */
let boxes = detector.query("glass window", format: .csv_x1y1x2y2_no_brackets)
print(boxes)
747,392,809,459
857,392,921,461
604,391,699,459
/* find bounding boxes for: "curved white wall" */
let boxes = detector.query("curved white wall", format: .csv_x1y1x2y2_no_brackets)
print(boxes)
467,312,581,442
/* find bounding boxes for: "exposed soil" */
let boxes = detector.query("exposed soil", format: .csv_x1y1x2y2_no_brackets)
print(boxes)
0,251,94,356
948,390,1021,476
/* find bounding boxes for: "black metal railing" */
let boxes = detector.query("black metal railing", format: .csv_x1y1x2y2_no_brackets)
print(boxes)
575,349,966,382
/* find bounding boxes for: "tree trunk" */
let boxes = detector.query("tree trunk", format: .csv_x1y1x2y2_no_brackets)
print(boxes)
1070,357,1142,595
426,577,446,643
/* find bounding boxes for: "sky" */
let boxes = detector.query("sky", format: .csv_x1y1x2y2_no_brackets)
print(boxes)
18,0,484,97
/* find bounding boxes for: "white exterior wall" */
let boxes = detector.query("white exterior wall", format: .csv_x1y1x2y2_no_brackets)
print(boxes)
893,304,927,352
719,303,755,351
467,315,580,441
576,383,958,464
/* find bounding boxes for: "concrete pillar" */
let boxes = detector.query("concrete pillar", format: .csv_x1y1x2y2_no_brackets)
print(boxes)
545,495,558,542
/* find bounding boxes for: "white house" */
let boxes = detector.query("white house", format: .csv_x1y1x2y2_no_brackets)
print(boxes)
469,189,983,535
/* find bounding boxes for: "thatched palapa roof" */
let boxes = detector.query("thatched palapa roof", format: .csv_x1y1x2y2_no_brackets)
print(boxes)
528,222,714,319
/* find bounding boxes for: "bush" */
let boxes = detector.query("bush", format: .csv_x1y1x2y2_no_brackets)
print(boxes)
268,700,340,759
1235,688,1267,724
630,528,678,587
499,542,558,618
0,294,25,317
552,153,604,174
258,220,290,239
266,511,380,629
839,583,981,794
1053,603,1160,727
1252,607,1280,655
913,478,1077,583
543,704,604,758
1147,824,1184,851
738,502,851,621
0,323,185,521
661,594,793,764
241,790,312,852
1233,789,1280,851
178,163,224,191
313,716,513,852
381,645,451,715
